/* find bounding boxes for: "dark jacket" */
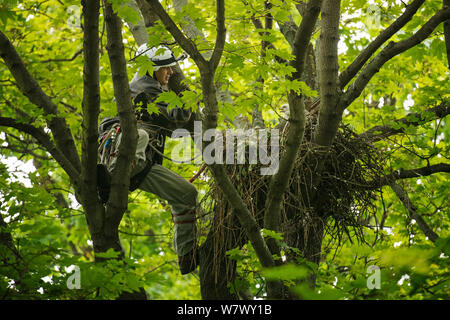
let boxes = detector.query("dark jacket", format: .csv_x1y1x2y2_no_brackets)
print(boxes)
130,73,192,130
129,72,194,164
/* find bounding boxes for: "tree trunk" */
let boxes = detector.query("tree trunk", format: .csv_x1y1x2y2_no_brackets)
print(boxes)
285,214,325,289
199,231,239,300
87,206,148,300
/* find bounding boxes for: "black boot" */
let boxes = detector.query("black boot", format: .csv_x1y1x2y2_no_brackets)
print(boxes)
97,164,111,204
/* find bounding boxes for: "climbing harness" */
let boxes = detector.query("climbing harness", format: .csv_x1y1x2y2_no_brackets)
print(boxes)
98,121,121,167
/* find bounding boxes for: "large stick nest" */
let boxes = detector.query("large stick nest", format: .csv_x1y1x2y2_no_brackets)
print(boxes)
200,112,386,263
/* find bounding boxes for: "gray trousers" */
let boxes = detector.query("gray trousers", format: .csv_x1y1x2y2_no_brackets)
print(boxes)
108,129,197,256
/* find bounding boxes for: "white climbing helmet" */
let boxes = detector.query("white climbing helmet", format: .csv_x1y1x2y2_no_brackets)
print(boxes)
136,44,187,71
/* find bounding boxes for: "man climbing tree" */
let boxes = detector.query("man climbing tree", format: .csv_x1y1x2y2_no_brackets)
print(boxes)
98,44,199,275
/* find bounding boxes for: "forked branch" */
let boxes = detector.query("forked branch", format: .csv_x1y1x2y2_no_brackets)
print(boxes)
339,0,425,88
339,7,450,111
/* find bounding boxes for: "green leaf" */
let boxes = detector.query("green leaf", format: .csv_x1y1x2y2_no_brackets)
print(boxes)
272,7,290,23
261,228,284,241
116,4,140,24
377,247,435,274
262,264,310,281
435,236,450,256
95,248,121,259
155,91,184,112
293,283,344,300
134,55,155,77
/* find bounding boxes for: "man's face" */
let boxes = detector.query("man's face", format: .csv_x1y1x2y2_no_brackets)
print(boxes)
155,66,174,86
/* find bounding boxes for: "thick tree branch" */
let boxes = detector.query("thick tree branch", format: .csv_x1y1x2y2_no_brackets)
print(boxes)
103,1,138,246
291,0,323,80
135,0,160,27
0,117,81,185
81,0,103,234
359,101,450,142
339,0,425,88
339,7,450,111
0,31,81,173
292,0,342,220
210,0,226,71
275,2,319,93
278,17,298,49
313,0,341,147
368,163,450,188
390,182,440,242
